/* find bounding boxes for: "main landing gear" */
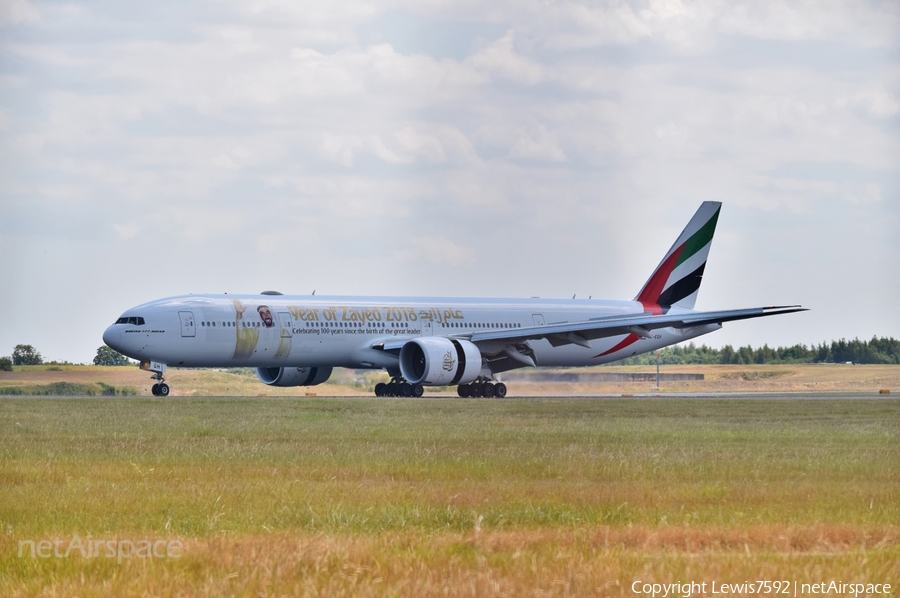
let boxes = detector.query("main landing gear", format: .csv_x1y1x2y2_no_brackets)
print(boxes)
372,377,508,398
374,377,425,398
457,378,507,398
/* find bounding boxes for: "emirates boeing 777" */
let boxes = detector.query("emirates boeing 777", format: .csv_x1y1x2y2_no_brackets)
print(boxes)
102,202,805,397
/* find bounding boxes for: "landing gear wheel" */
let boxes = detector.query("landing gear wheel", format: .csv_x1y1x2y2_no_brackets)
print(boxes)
495,383,508,398
457,385,470,398
375,376,419,398
149,365,168,397
483,383,496,398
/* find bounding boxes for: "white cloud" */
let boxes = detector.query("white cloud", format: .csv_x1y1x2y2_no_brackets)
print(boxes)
466,29,545,84
844,89,900,119
322,133,365,166
0,0,897,361
718,0,900,46
112,222,141,240
394,236,476,268
508,124,567,162
0,0,39,26
844,182,883,205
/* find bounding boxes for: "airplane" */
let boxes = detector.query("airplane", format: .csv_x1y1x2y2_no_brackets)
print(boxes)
102,202,806,397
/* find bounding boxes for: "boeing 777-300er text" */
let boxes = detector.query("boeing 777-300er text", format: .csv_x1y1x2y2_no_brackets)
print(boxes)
103,202,806,397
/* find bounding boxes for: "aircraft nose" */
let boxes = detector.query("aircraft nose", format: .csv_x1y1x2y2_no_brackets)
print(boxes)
102,325,122,351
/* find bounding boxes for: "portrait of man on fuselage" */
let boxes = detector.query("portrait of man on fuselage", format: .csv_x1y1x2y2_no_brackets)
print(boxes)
257,306,275,328
233,301,287,360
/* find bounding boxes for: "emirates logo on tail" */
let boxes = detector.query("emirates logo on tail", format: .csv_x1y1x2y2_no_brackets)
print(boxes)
635,201,720,313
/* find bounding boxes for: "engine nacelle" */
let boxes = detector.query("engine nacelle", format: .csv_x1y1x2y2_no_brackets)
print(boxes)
256,366,333,387
399,337,481,386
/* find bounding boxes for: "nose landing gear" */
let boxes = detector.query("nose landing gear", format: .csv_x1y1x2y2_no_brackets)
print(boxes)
141,360,170,397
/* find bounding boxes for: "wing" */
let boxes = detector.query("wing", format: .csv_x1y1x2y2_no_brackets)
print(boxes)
373,305,806,355
467,305,807,348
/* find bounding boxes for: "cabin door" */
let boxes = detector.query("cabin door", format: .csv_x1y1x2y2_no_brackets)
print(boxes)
179,311,196,337
277,312,293,338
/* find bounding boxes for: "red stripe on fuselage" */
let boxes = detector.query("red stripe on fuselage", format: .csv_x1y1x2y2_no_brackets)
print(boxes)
639,301,664,315
595,333,640,357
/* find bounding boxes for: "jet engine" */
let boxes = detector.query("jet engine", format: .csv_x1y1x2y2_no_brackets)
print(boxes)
256,366,333,387
399,337,481,386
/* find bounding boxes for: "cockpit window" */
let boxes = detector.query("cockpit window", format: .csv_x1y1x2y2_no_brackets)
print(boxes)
115,316,145,326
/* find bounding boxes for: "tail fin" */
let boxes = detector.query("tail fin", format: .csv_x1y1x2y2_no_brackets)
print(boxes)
635,201,721,313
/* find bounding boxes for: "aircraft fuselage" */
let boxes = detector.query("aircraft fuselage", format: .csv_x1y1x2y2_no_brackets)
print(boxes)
103,293,717,370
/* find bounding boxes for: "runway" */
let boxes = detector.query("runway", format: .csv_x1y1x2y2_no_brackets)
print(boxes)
9,391,895,400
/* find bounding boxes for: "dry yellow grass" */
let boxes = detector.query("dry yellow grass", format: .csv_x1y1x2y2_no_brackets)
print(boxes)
0,365,368,396
1,397,897,596
502,364,900,395
3,527,897,597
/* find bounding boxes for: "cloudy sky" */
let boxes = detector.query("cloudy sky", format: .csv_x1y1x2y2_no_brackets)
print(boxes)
1,0,898,363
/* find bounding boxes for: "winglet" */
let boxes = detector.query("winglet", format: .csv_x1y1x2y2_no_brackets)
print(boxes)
635,201,721,313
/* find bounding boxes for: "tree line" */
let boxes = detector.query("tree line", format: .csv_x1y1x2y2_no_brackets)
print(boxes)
613,336,900,366
0,345,131,370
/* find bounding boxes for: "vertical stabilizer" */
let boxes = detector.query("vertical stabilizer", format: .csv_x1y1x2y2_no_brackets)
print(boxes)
635,202,721,313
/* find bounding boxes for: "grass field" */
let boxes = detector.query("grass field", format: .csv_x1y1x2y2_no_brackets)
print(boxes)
1,397,897,596
2,363,899,396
